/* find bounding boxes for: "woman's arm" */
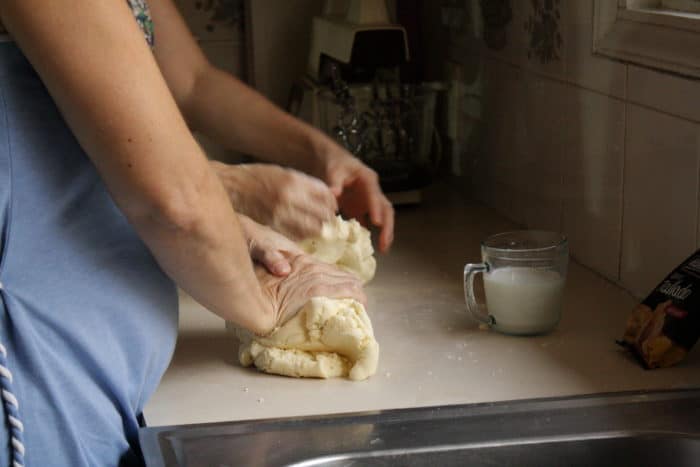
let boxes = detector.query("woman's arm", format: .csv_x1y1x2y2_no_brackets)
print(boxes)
0,0,277,333
148,0,394,251
147,0,327,175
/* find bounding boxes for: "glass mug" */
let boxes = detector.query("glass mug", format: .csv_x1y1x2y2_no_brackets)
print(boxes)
464,231,568,335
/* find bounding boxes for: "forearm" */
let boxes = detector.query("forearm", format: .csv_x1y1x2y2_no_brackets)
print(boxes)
1,0,274,334
146,0,336,178
185,67,333,178
132,168,273,334
145,0,394,251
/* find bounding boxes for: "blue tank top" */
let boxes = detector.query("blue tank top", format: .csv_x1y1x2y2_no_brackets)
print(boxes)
0,3,178,466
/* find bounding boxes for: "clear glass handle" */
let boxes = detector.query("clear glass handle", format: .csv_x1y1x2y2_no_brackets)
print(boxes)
463,262,495,326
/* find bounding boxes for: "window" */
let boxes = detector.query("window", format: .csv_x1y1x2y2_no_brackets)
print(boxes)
660,0,700,14
626,0,700,16
593,0,700,77
624,0,700,25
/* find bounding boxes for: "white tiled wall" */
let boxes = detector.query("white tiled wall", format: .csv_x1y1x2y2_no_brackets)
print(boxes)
561,87,625,281
621,105,699,297
627,65,700,124
564,0,626,99
455,0,700,297
246,0,324,107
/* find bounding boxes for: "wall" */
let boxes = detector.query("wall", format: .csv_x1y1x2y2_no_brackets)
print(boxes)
174,0,247,162
246,0,324,107
448,0,700,298
176,0,325,159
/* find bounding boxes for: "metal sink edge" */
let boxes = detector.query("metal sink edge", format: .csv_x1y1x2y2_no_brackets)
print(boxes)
140,388,700,467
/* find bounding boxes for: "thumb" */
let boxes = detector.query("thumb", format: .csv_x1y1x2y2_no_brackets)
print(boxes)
327,170,345,197
262,249,292,276
251,241,292,277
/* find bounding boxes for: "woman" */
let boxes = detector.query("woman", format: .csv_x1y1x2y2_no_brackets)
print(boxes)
0,0,394,465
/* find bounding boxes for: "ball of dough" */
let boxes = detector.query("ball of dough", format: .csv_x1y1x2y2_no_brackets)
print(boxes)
298,215,376,284
235,297,379,381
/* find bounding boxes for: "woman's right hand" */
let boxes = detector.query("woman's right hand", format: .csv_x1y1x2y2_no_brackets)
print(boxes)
212,161,337,240
255,254,366,334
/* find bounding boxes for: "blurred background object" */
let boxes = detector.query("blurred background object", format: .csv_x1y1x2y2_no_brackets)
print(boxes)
287,0,446,205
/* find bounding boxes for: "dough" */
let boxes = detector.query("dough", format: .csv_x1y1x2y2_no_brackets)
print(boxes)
299,215,376,284
235,297,379,381
232,216,380,381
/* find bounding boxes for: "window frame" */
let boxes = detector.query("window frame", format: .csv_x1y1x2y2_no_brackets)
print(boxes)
593,0,700,78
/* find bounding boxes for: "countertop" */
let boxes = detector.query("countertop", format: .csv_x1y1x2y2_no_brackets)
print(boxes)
144,185,700,427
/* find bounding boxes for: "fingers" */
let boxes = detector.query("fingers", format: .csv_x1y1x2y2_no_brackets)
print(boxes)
377,198,394,252
275,205,334,241
262,250,292,276
262,253,370,328
358,169,394,253
273,208,324,241
309,280,366,306
306,174,339,214
296,171,337,218
244,217,303,276
327,169,345,198
290,255,366,303
272,171,338,240
360,172,383,227
303,193,336,225
251,242,292,276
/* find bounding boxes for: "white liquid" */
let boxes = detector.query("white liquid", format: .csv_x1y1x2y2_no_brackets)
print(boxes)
483,267,565,335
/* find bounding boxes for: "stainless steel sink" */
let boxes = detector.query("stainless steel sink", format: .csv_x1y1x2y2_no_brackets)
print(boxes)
140,389,700,467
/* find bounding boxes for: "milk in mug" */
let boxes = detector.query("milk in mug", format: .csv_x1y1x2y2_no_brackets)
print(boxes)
483,266,565,335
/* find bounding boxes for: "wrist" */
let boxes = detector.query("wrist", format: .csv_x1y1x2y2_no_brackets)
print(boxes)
225,277,276,336
250,292,276,336
303,127,338,181
210,160,248,209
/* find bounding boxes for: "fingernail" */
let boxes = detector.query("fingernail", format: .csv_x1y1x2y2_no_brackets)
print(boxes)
273,262,290,275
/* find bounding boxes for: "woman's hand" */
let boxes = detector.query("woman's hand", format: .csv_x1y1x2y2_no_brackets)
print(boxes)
319,146,395,253
256,254,366,333
238,215,302,276
212,161,337,240
146,0,394,253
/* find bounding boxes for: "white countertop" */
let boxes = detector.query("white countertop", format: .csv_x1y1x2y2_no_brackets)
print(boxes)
144,186,700,427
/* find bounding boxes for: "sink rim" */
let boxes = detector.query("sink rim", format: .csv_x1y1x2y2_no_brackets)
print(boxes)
287,430,700,467
153,388,700,428
145,388,700,437
140,388,700,467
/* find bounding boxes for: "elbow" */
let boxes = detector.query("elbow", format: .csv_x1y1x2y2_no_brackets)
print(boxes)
126,173,209,237
149,191,203,235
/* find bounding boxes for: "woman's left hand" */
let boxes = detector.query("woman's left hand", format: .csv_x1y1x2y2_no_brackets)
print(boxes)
319,146,395,253
238,215,303,276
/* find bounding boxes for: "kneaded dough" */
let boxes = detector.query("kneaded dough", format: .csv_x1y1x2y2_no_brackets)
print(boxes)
235,297,379,381
299,215,376,284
